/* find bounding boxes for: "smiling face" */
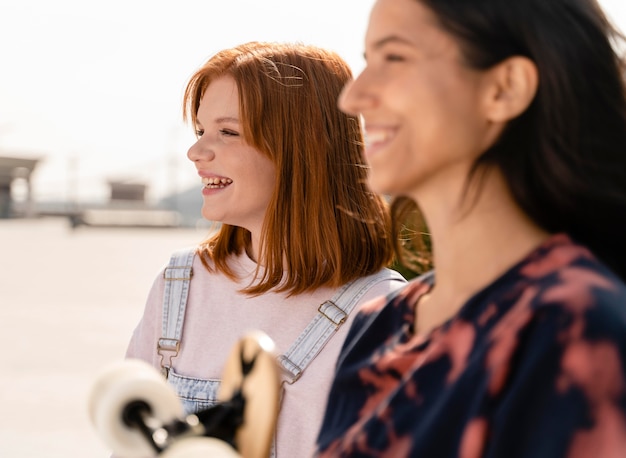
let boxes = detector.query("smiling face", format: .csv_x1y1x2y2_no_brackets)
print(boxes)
187,76,277,235
339,0,495,200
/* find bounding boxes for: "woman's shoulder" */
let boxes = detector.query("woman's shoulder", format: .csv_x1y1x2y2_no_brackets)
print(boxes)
487,236,626,352
146,247,252,304
534,257,626,342
518,235,626,316
477,234,625,314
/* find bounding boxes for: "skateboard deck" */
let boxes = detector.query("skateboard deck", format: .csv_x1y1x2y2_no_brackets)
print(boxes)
89,331,280,457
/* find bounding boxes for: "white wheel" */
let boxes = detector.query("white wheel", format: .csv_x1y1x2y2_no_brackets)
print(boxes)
88,359,184,457
161,437,240,458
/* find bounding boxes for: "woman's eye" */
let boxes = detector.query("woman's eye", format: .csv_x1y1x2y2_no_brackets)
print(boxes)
220,129,239,137
195,129,204,138
385,54,405,62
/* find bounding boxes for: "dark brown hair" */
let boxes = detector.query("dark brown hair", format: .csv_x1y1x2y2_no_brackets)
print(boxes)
396,0,626,280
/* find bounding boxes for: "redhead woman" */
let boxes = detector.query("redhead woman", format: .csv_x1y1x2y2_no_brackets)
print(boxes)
125,42,406,458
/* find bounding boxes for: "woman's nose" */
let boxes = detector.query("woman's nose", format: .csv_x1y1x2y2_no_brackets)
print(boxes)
187,138,214,163
338,72,376,116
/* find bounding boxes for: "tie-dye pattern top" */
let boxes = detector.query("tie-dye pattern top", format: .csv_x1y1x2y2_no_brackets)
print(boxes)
316,234,626,457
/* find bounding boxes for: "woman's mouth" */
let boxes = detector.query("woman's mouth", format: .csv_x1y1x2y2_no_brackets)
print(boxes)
201,177,233,189
364,127,396,155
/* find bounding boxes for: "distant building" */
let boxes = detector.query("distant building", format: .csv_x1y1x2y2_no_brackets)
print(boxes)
0,155,40,218
71,180,181,228
107,180,147,204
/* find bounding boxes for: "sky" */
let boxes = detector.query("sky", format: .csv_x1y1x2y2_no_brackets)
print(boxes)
1,0,625,204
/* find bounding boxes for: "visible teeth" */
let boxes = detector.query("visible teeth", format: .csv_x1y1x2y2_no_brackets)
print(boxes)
365,130,391,145
201,177,233,188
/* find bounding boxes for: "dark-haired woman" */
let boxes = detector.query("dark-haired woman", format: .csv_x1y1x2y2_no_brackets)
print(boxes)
316,0,626,456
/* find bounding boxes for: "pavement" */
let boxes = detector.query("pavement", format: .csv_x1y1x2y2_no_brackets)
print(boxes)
0,218,208,457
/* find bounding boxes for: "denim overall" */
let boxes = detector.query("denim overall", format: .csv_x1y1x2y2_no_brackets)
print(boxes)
156,248,405,456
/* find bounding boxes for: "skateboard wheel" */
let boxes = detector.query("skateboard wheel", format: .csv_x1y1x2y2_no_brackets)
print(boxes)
88,359,183,457
161,437,240,458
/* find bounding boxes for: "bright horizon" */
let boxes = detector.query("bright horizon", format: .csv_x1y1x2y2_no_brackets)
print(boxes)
1,0,624,204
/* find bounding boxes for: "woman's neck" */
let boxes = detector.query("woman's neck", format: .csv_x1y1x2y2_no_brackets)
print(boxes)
412,167,549,334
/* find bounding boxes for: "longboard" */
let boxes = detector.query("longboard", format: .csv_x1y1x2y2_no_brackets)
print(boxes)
88,331,280,457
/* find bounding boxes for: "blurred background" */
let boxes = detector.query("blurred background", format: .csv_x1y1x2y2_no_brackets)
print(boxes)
0,0,378,215
0,0,624,456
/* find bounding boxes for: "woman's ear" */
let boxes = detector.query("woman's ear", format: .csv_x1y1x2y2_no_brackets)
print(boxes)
483,56,538,122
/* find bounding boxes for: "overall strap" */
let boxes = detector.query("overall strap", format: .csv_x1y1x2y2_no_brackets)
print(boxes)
157,247,196,378
278,268,406,384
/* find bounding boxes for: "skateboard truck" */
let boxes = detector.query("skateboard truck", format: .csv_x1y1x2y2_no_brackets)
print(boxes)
89,331,280,458
121,393,246,454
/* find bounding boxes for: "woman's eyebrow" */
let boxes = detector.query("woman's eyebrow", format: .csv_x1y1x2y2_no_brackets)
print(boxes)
372,35,415,50
215,116,240,124
365,35,415,59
